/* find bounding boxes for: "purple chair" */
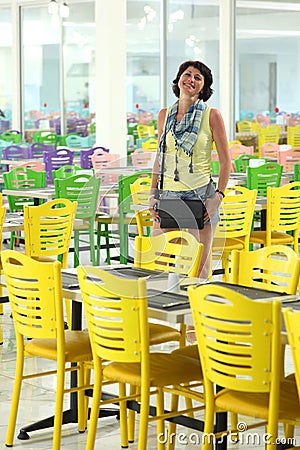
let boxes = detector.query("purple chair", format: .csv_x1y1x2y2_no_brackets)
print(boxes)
43,148,74,185
2,145,33,171
80,146,109,169
31,142,55,158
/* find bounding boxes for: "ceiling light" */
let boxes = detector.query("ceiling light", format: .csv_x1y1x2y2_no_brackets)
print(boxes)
48,0,59,15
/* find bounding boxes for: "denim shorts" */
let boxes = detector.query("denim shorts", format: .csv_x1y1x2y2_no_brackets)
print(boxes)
160,180,220,226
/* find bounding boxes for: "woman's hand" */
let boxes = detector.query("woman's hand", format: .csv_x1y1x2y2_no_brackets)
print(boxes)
204,193,222,223
149,197,160,222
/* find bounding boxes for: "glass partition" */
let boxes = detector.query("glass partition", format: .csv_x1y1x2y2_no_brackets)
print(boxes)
0,6,12,131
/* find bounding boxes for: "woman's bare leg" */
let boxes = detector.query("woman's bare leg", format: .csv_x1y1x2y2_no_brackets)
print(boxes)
190,223,217,279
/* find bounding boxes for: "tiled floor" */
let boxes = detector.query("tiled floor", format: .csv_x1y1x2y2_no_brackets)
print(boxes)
0,238,299,449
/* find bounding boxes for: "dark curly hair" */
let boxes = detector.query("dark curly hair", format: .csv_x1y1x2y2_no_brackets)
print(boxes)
172,60,213,101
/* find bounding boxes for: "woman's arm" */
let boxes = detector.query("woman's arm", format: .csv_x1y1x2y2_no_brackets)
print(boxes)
210,108,231,195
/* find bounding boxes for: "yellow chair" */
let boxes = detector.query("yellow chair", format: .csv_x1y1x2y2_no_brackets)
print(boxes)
141,136,158,150
134,230,203,277
77,266,203,450
212,186,257,281
257,124,281,153
136,123,155,139
2,250,93,449
237,120,259,132
130,175,153,237
189,283,300,450
287,124,300,147
230,245,300,295
0,195,6,340
249,182,300,252
23,198,77,269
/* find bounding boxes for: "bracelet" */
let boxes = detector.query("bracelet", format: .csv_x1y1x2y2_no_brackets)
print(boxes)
216,189,225,198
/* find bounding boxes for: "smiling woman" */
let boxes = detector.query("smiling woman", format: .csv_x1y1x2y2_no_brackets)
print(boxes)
148,60,232,279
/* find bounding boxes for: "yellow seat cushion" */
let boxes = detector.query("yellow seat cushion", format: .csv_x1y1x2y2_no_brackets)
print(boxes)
149,323,181,345
25,330,92,362
172,344,199,360
250,230,294,245
212,237,245,251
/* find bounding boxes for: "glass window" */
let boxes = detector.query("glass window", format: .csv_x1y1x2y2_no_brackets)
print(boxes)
0,6,12,131
236,1,300,123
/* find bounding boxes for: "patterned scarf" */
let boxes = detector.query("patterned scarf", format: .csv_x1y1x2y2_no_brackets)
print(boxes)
158,99,206,181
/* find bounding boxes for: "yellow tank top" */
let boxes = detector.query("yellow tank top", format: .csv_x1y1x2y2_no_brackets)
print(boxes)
162,106,212,191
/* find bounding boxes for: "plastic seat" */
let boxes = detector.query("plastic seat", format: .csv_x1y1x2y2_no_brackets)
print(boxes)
136,123,155,139
260,142,280,159
212,186,257,281
80,146,109,170
0,130,22,143
9,160,45,171
54,174,100,266
38,132,59,147
96,171,151,265
229,143,254,160
3,167,47,249
141,136,158,150
2,144,33,171
30,142,55,158
249,182,300,251
130,148,155,167
43,148,74,185
233,154,266,173
188,283,300,450
246,162,283,196
65,134,90,148
236,120,259,132
287,124,300,147
277,147,300,172
257,125,281,153
77,266,203,450
2,250,92,450
91,149,120,184
129,175,153,237
210,159,220,175
0,198,6,338
52,164,92,180
230,245,300,294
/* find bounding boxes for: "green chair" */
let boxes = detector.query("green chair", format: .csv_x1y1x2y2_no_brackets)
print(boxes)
234,154,267,173
54,173,100,266
294,163,300,182
0,130,22,143
3,167,46,249
96,171,152,265
52,164,93,180
38,132,58,148
210,160,220,176
246,162,283,196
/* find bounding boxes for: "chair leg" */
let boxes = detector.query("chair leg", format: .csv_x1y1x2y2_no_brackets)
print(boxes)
119,382,129,448
167,391,179,450
86,358,103,450
138,383,150,450
74,230,80,268
89,225,96,266
156,388,165,450
128,384,138,443
53,362,65,450
6,351,24,446
77,362,87,433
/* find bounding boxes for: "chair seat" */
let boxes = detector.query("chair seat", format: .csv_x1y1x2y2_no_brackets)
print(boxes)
25,330,92,362
96,213,137,226
215,378,300,421
149,323,181,345
172,344,199,360
103,352,202,387
249,230,294,245
212,237,245,251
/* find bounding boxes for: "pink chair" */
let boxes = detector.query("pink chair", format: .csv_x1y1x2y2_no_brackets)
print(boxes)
43,148,74,185
91,149,120,184
9,160,45,171
229,143,254,159
260,142,280,159
131,148,155,168
277,147,300,172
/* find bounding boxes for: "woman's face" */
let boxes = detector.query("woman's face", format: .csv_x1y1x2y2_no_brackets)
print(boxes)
178,65,205,98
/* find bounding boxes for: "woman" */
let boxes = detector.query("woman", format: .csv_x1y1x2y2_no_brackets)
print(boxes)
149,60,231,279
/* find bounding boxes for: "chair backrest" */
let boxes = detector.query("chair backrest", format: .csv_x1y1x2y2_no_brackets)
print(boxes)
2,144,32,160
141,137,158,150
9,160,45,172
210,160,220,175
136,123,155,139
3,167,47,211
189,283,281,393
246,162,283,196
130,175,153,236
30,142,55,158
23,198,77,268
214,186,257,249
233,154,263,173
257,125,281,150
260,142,280,159
43,148,74,184
65,134,90,148
294,163,300,181
1,250,64,340
229,143,254,159
80,146,109,170
230,245,300,294
91,149,120,184
264,182,300,250
0,130,22,143
54,173,100,220
0,201,6,252
38,132,58,147
131,148,155,167
236,120,256,132
77,265,149,363
52,164,89,180
277,147,300,172
118,171,152,215
287,125,300,147
134,230,203,277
